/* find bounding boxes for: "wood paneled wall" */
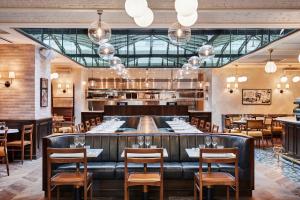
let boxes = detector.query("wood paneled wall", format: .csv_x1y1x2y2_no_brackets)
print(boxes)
0,44,35,120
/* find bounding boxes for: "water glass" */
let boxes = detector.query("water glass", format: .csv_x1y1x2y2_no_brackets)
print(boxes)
205,136,212,148
199,144,206,149
78,136,85,147
212,137,219,148
145,136,151,148
137,136,144,148
150,145,157,149
74,136,80,148
132,144,139,148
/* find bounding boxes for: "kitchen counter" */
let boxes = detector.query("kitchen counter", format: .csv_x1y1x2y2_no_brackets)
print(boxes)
277,116,300,124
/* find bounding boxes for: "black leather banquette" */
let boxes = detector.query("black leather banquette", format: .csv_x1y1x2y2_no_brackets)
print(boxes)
42,133,254,197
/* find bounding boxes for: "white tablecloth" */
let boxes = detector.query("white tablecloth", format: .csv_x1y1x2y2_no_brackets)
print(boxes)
121,148,168,158
50,149,103,158
0,129,19,134
185,148,236,159
166,121,202,133
87,120,125,133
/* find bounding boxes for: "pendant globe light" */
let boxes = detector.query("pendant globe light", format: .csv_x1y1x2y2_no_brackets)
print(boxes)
175,0,198,17
182,63,193,75
188,56,201,69
168,22,191,45
109,56,122,68
197,44,215,59
134,7,154,27
98,43,115,60
125,0,148,18
88,10,111,44
177,11,198,27
265,49,277,73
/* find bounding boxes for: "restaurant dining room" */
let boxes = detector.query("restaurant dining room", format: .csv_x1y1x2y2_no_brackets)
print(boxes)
0,1,300,200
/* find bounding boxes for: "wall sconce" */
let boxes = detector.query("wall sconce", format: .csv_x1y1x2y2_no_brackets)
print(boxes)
226,82,238,94
0,71,15,87
277,83,289,93
204,81,210,92
58,82,71,93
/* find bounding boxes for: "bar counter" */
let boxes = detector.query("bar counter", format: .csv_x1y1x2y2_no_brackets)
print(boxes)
278,117,300,158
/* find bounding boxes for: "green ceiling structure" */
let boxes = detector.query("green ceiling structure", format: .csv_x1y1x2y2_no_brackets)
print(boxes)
18,28,294,68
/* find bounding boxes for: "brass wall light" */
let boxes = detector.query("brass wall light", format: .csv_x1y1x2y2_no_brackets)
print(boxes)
0,71,15,87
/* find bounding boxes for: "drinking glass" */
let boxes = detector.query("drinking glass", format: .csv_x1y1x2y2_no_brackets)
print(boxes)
145,136,151,148
212,137,219,148
74,136,80,148
137,136,144,148
205,136,212,148
78,136,85,147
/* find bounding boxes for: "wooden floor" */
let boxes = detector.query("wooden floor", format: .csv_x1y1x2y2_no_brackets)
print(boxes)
0,150,299,200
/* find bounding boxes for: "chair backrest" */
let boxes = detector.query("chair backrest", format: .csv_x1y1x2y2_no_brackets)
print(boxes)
78,123,85,133
90,118,96,126
22,124,34,142
47,148,88,185
0,129,8,155
191,117,199,126
85,121,91,131
272,120,282,127
212,124,219,133
96,117,101,125
198,120,205,130
199,148,239,178
264,117,272,127
204,122,211,132
124,148,163,178
246,120,263,130
224,118,232,129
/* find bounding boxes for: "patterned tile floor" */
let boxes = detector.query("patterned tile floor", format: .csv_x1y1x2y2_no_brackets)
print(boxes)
0,148,299,200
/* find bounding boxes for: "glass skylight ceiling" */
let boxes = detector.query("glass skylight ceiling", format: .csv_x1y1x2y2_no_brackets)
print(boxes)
18,28,294,68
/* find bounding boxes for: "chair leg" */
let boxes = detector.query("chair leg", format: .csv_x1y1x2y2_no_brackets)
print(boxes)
56,187,60,200
5,154,9,176
124,185,128,200
47,186,51,200
199,185,202,200
160,183,163,200
21,146,24,164
30,144,33,161
227,186,230,200
84,186,88,200
194,178,197,200
235,186,239,200
90,185,93,200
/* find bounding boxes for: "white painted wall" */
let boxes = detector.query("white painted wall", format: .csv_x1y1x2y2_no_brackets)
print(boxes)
210,67,300,127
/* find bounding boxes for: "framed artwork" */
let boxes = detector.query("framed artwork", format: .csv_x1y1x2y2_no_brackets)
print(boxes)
242,89,272,105
40,78,48,107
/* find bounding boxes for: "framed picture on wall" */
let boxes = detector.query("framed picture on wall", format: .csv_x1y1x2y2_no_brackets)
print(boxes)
242,89,272,105
40,78,48,107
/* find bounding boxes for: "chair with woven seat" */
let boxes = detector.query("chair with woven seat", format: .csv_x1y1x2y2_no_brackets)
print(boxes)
194,148,239,200
203,122,211,133
7,124,33,164
198,120,205,131
242,120,264,148
95,117,101,125
124,148,163,200
47,148,93,200
272,120,283,143
211,124,219,133
224,118,241,134
262,117,273,147
0,129,9,176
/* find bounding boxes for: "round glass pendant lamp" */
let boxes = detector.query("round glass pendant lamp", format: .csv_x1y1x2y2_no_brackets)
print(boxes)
98,43,115,60
177,11,198,27
134,8,154,27
109,56,122,68
198,45,215,59
125,0,148,18
88,11,111,44
175,0,198,16
168,22,191,45
188,56,201,69
182,63,193,74
114,64,125,73
265,49,277,73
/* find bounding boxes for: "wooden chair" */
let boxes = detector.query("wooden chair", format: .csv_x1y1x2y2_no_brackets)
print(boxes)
242,120,264,148
124,148,164,200
272,120,283,143
85,121,91,131
47,148,93,200
262,117,273,147
78,123,85,133
224,118,240,133
198,120,205,131
90,118,96,126
7,124,33,164
191,117,199,127
194,148,239,200
0,129,9,176
203,122,211,133
95,117,101,125
211,124,219,133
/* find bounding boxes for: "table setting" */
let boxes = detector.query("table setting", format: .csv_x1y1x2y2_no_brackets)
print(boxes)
166,118,202,133
87,118,125,133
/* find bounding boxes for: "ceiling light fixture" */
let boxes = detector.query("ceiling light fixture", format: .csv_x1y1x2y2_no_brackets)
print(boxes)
88,10,111,44
298,53,300,63
109,56,122,68
175,0,198,17
280,75,288,83
98,43,115,60
125,0,148,18
188,56,201,69
134,7,154,27
265,49,277,73
168,22,191,45
198,44,215,59
177,11,198,27
50,72,59,80
292,76,300,83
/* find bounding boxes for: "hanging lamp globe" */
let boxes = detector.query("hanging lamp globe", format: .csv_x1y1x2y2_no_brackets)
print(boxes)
88,10,111,44
188,56,201,69
109,56,122,68
265,49,277,73
125,0,148,18
98,43,115,60
198,44,215,59
175,0,198,17
177,11,198,27
134,8,154,27
168,22,191,45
